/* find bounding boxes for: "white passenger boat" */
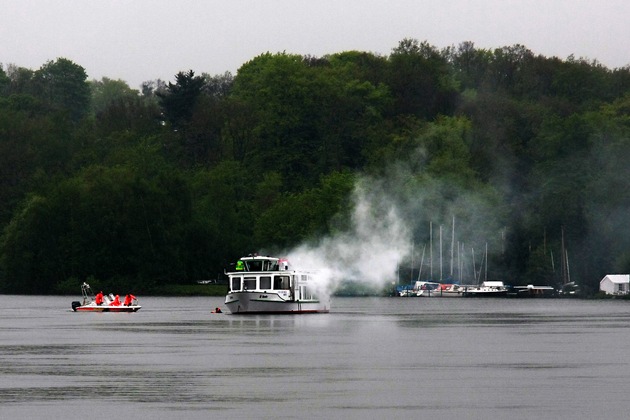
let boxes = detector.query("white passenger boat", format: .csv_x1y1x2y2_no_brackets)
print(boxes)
71,282,141,312
224,255,330,314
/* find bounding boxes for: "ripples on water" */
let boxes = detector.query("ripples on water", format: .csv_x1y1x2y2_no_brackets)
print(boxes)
1,295,630,419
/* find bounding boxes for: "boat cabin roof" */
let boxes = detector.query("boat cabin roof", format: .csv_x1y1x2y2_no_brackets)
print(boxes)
240,256,279,262
231,255,290,274
511,285,555,290
481,281,505,287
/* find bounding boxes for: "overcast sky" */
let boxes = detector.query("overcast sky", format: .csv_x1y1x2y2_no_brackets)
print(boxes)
2,0,629,89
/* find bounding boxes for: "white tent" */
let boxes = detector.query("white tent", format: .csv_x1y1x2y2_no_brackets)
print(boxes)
600,274,630,295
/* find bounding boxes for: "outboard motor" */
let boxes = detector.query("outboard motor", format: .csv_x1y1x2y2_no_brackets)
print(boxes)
71,301,81,311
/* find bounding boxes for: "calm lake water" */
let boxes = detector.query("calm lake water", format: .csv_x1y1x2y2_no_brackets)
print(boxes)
1,295,630,419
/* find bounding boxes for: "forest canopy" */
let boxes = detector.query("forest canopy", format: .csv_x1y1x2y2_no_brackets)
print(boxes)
1,39,629,294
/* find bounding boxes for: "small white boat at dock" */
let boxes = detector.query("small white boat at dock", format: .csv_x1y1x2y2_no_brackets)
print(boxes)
462,281,508,297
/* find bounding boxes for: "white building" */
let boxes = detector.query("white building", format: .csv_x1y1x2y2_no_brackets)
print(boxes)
599,274,630,295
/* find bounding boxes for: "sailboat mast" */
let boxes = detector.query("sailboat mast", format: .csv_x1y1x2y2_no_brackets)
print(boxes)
461,242,465,283
560,226,568,284
430,222,433,281
485,242,488,282
457,241,462,282
472,247,477,284
565,249,571,284
439,225,443,281
410,242,414,284
450,215,455,277
417,244,426,282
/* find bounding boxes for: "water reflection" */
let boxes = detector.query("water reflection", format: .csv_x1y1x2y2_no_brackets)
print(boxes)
1,295,630,419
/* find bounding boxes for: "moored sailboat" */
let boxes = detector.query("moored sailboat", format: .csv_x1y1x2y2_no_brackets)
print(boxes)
462,281,508,297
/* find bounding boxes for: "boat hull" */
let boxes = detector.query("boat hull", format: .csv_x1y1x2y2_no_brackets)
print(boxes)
462,290,508,297
225,292,329,314
74,304,141,312
433,290,465,297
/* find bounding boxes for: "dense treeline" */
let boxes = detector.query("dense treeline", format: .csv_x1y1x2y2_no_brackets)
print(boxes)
1,40,629,294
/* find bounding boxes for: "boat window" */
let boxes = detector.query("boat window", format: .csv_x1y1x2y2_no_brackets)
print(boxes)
230,277,242,291
260,276,271,290
274,275,290,290
301,286,313,300
246,260,262,271
244,277,257,290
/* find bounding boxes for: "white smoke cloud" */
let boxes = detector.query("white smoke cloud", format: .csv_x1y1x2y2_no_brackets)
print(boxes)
286,177,411,298
279,145,507,299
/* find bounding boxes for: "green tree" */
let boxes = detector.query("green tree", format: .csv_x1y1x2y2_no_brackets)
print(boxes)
0,149,192,293
326,51,389,88
182,94,227,166
0,64,9,96
3,64,34,96
220,97,258,162
486,44,534,93
254,171,355,248
32,58,91,122
90,77,140,115
202,71,234,99
551,56,616,105
0,194,59,293
445,41,492,92
92,89,162,142
232,53,327,188
0,93,76,225
157,70,205,129
388,39,458,119
316,60,392,170
233,52,392,187
188,161,257,276
2,43,630,294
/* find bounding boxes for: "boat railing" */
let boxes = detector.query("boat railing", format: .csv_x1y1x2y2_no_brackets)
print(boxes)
81,282,95,304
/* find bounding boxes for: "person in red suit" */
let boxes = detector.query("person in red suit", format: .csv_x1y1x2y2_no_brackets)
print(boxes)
123,294,136,306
